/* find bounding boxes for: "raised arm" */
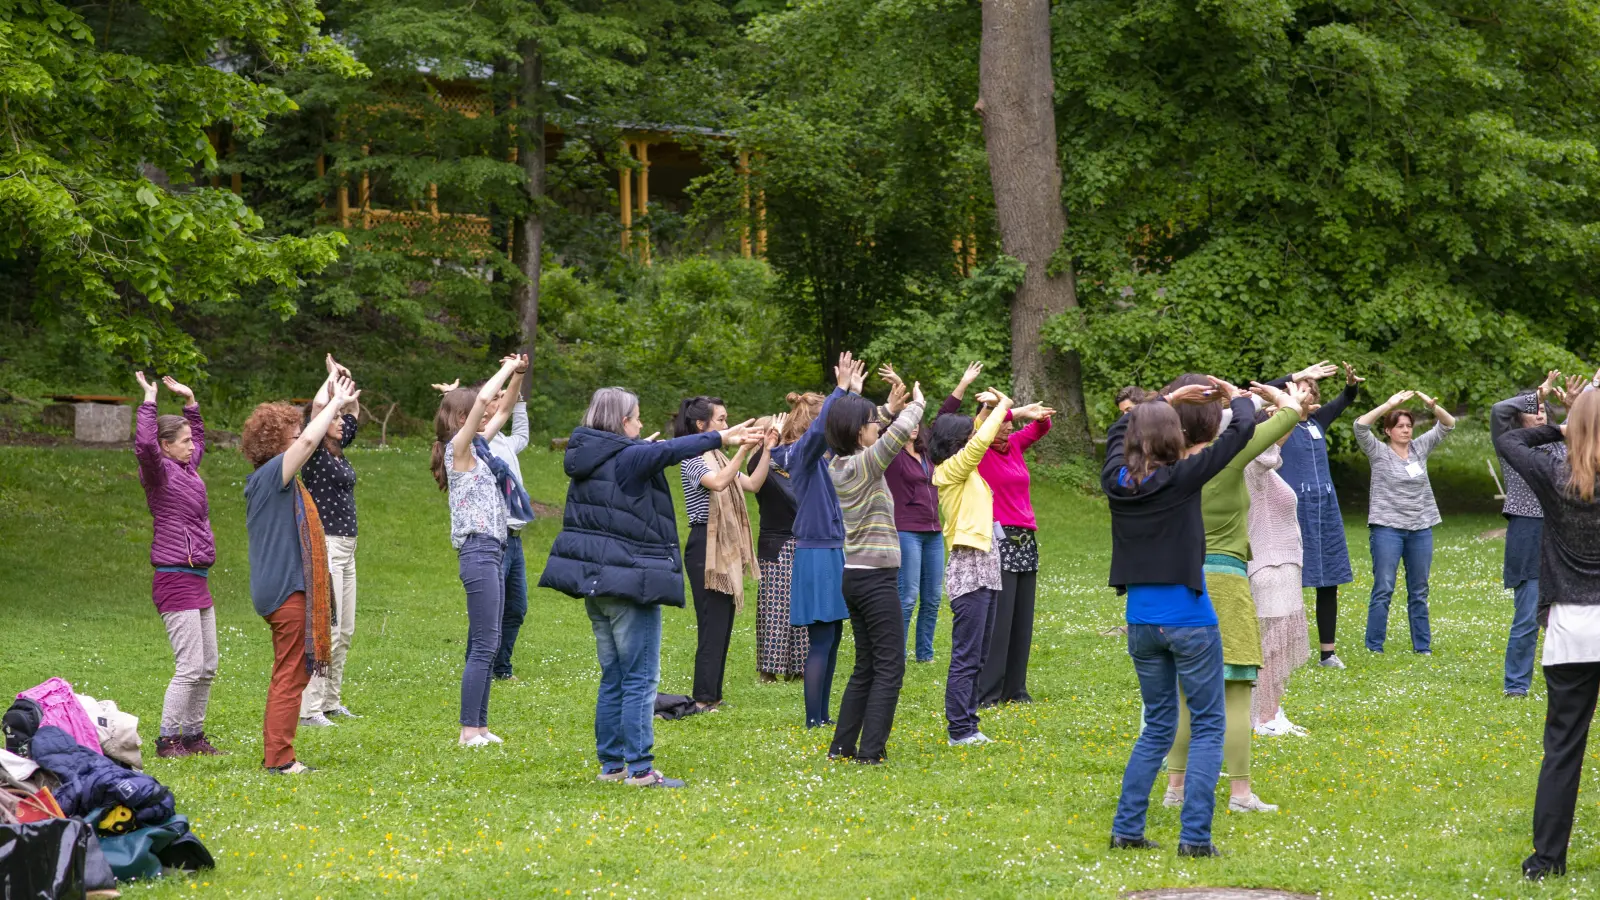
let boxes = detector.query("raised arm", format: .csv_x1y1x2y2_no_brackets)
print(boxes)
791,387,846,472
1169,395,1260,486
1415,392,1456,429
863,391,926,478
938,388,1012,485
739,415,787,493
478,355,528,441
1495,424,1566,496
1100,411,1131,493
1009,405,1054,453
506,399,530,453
285,377,360,487
133,373,166,486
1356,390,1415,428
452,357,521,471
338,413,358,449
949,361,983,405
615,423,756,487
1490,393,1533,444
698,439,756,492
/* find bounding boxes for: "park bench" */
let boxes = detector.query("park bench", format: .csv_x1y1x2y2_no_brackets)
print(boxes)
43,395,135,443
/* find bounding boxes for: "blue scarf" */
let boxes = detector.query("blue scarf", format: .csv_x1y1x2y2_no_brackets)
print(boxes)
473,436,535,522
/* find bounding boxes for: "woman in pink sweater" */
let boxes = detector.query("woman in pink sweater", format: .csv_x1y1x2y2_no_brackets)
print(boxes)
1244,410,1311,736
938,375,1054,707
133,371,222,759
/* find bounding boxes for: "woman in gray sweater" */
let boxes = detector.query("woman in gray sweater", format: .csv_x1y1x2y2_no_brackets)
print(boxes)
1354,390,1456,654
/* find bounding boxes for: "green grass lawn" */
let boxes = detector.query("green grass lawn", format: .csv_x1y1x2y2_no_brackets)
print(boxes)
0,431,1590,899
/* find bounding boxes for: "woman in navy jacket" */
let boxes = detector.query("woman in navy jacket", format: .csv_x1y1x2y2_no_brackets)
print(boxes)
540,387,758,788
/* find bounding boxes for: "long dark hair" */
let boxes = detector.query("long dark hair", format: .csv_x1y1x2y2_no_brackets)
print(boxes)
1161,373,1222,447
927,413,974,466
302,403,343,458
430,388,475,491
1123,401,1186,488
672,395,724,438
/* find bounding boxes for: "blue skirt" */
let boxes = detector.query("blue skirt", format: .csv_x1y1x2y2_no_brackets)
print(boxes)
789,547,847,626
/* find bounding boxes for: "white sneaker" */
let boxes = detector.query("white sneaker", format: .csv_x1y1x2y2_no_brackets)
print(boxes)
1228,793,1279,813
1318,654,1346,669
1162,787,1183,808
1254,720,1287,737
484,732,504,744
299,713,335,728
948,732,992,747
1272,712,1307,736
459,734,492,748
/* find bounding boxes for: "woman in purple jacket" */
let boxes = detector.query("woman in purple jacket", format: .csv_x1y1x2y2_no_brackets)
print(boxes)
133,371,222,759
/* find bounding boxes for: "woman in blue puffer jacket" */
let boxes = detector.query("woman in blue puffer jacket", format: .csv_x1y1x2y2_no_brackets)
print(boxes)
539,387,761,789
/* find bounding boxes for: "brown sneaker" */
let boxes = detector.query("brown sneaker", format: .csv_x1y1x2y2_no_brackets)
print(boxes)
156,735,192,758
183,732,226,756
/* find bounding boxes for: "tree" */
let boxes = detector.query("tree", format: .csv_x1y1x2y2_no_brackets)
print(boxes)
0,0,356,368
1045,1,1600,424
976,0,1093,458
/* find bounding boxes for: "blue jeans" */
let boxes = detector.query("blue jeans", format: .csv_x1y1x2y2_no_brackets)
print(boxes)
492,532,528,678
1114,624,1226,846
586,597,662,777
1505,578,1540,694
458,534,506,727
1365,525,1433,652
897,531,945,661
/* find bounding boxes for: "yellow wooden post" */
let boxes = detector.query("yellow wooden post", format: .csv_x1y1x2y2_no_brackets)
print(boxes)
738,151,752,258
429,183,440,222
619,140,633,251
636,141,650,266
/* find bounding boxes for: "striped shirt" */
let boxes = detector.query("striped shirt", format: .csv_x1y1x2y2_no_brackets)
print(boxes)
829,399,925,568
680,455,713,524
1354,420,1454,530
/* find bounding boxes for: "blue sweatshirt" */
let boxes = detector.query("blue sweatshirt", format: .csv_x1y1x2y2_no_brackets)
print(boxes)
771,387,846,550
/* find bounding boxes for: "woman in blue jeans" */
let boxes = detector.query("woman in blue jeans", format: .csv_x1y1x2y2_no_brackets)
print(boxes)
887,422,944,661
1354,391,1456,654
1103,380,1257,858
539,387,760,787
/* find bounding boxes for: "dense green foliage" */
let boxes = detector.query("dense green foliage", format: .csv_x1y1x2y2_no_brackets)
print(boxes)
1045,0,1600,422
0,0,355,367
1,434,1577,898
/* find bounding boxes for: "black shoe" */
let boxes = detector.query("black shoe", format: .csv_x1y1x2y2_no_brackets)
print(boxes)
1109,836,1160,851
854,756,884,766
827,750,853,761
1522,854,1565,880
978,701,998,710
1177,842,1222,858
1008,693,1035,704
1505,690,1528,698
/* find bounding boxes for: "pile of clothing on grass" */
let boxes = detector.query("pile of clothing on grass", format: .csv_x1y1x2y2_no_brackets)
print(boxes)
1,677,213,899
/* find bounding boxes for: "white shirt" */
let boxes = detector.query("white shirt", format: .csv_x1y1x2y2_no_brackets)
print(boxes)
487,402,531,530
1543,604,1600,666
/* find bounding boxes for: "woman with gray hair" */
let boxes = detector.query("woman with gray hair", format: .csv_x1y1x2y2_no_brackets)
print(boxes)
540,387,760,788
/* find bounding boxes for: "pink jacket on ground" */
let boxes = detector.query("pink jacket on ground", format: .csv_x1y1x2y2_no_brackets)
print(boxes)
135,402,216,568
18,677,101,754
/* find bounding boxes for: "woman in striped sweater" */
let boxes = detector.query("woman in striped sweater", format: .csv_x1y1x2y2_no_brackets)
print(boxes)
824,370,926,763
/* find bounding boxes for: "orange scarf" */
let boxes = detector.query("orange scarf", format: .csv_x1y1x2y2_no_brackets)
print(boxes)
294,481,334,675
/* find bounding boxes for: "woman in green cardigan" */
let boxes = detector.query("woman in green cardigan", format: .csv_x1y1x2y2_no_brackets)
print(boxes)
1161,375,1306,814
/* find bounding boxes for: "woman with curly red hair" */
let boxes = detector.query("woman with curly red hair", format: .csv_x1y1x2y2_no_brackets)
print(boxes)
242,374,360,775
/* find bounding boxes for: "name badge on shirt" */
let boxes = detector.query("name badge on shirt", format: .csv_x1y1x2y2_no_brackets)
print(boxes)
1404,461,1423,478
1306,424,1322,440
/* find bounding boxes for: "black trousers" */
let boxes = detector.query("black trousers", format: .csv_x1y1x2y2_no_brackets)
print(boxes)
1528,662,1600,875
978,570,1037,706
686,525,736,705
830,568,907,761
1316,585,1339,645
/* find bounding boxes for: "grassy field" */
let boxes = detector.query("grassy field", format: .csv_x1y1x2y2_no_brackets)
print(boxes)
1,424,1593,899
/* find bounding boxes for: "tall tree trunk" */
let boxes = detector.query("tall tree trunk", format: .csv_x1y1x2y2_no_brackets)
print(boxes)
977,0,1093,459
514,46,544,402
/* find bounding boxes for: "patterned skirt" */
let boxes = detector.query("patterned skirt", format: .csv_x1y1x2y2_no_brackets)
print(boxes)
1250,563,1312,725
757,541,808,675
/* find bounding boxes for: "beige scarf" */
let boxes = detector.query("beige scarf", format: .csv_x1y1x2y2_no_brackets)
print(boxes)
702,449,759,611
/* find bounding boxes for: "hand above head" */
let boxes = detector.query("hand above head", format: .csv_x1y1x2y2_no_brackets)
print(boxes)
1385,390,1416,407
1416,391,1438,409
847,359,867,395
643,431,661,443
1012,402,1056,422
958,361,984,389
161,376,196,405
910,381,924,406
513,353,530,374
330,375,360,406
1342,361,1365,385
1540,369,1562,395
134,371,157,403
1293,360,1337,382
835,351,856,390
975,390,999,407
498,354,522,373
985,386,1014,411
431,379,461,394
1207,376,1244,400
720,418,758,448
325,353,351,380
1252,381,1302,415
1564,375,1588,408
1163,383,1215,406
886,381,909,415
877,364,903,388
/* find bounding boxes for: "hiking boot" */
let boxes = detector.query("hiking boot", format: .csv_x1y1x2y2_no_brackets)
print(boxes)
156,735,192,758
182,732,225,756
1110,835,1161,850
1177,842,1222,858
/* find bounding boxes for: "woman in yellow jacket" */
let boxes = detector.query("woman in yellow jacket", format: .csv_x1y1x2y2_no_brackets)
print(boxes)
927,388,1052,746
